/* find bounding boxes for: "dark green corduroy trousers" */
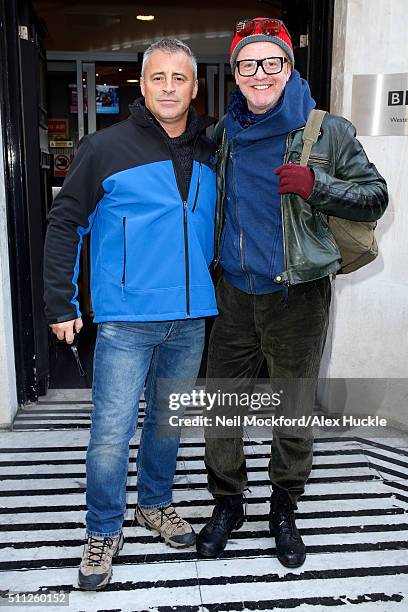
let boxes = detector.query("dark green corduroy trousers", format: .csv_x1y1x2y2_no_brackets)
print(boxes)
204,275,331,507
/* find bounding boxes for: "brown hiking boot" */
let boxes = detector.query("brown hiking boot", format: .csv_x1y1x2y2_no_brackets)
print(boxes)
78,533,124,590
135,504,195,548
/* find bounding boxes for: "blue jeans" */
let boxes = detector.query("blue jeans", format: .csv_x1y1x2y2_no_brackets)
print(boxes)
86,318,205,537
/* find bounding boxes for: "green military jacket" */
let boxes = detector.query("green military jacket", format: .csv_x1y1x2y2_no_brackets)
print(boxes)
214,113,388,285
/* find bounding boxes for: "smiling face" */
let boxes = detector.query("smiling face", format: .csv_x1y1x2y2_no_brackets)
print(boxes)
235,41,291,114
140,49,198,136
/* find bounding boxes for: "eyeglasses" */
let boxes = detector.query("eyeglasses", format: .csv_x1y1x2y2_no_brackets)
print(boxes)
236,56,288,77
235,18,290,39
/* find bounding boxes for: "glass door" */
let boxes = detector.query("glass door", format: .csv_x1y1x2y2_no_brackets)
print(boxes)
204,61,233,132
47,58,91,316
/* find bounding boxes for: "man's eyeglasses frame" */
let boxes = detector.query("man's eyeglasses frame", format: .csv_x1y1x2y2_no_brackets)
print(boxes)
236,56,288,77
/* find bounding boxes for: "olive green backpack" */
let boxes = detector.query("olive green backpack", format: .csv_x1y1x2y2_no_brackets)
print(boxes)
300,109,378,274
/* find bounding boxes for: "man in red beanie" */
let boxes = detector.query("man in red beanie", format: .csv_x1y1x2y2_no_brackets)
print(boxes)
196,17,388,567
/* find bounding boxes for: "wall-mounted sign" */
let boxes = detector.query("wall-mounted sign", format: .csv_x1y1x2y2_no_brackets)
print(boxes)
49,140,73,149
48,119,68,139
54,153,73,177
351,73,408,136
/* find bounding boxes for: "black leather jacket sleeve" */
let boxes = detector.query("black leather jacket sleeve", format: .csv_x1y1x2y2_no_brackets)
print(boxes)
307,121,388,222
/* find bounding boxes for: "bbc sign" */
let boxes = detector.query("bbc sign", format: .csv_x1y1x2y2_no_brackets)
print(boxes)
352,73,408,135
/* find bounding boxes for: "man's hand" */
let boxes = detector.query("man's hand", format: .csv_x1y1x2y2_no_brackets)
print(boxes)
50,318,83,344
275,164,315,200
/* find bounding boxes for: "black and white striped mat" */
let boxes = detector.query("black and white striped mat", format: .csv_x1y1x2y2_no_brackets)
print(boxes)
1,390,407,611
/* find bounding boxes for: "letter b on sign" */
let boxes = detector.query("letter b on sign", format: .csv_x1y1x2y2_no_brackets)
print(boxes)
388,91,404,105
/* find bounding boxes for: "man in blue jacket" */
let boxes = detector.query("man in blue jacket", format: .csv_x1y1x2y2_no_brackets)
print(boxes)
196,18,388,567
43,39,217,590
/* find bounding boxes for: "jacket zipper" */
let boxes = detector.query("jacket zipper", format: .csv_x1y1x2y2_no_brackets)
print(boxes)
280,132,291,283
214,129,227,268
183,201,190,315
162,132,201,318
229,146,253,292
121,216,127,288
280,127,304,285
191,163,202,213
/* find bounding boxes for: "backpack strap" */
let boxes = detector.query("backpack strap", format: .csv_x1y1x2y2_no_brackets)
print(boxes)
299,109,327,166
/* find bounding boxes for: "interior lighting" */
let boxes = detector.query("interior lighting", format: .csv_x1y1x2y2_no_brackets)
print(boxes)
127,79,139,83
136,15,155,21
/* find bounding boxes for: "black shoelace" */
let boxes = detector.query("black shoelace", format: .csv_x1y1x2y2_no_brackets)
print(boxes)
86,536,113,566
209,505,231,530
158,506,185,529
276,509,301,540
210,500,243,531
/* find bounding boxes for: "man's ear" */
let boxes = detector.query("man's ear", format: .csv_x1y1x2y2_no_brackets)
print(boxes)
192,79,198,100
140,78,145,97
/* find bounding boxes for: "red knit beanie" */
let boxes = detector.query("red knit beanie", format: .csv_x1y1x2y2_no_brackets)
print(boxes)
230,17,294,71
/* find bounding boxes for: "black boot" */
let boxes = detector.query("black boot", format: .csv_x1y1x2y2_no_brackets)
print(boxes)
196,494,245,558
269,488,306,568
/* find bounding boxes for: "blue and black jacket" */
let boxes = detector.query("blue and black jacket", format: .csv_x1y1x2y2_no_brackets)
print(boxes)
44,101,218,323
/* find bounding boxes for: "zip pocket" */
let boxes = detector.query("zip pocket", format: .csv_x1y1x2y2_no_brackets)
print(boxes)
292,155,330,166
192,163,202,213
316,210,329,228
308,156,329,165
315,210,338,250
121,216,127,287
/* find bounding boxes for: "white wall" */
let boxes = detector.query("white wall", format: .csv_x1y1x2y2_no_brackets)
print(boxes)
320,0,408,426
0,112,18,427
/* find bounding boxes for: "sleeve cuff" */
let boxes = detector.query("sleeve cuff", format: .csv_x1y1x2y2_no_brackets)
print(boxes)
48,312,79,324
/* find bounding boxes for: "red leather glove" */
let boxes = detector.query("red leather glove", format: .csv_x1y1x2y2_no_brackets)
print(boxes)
275,164,315,200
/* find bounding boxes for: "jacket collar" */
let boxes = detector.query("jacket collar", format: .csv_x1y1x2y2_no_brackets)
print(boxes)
128,97,215,134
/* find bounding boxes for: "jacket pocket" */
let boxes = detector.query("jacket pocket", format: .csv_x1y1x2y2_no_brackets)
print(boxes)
286,153,329,166
315,210,339,251
122,216,127,287
313,209,329,237
308,155,330,166
192,163,202,213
